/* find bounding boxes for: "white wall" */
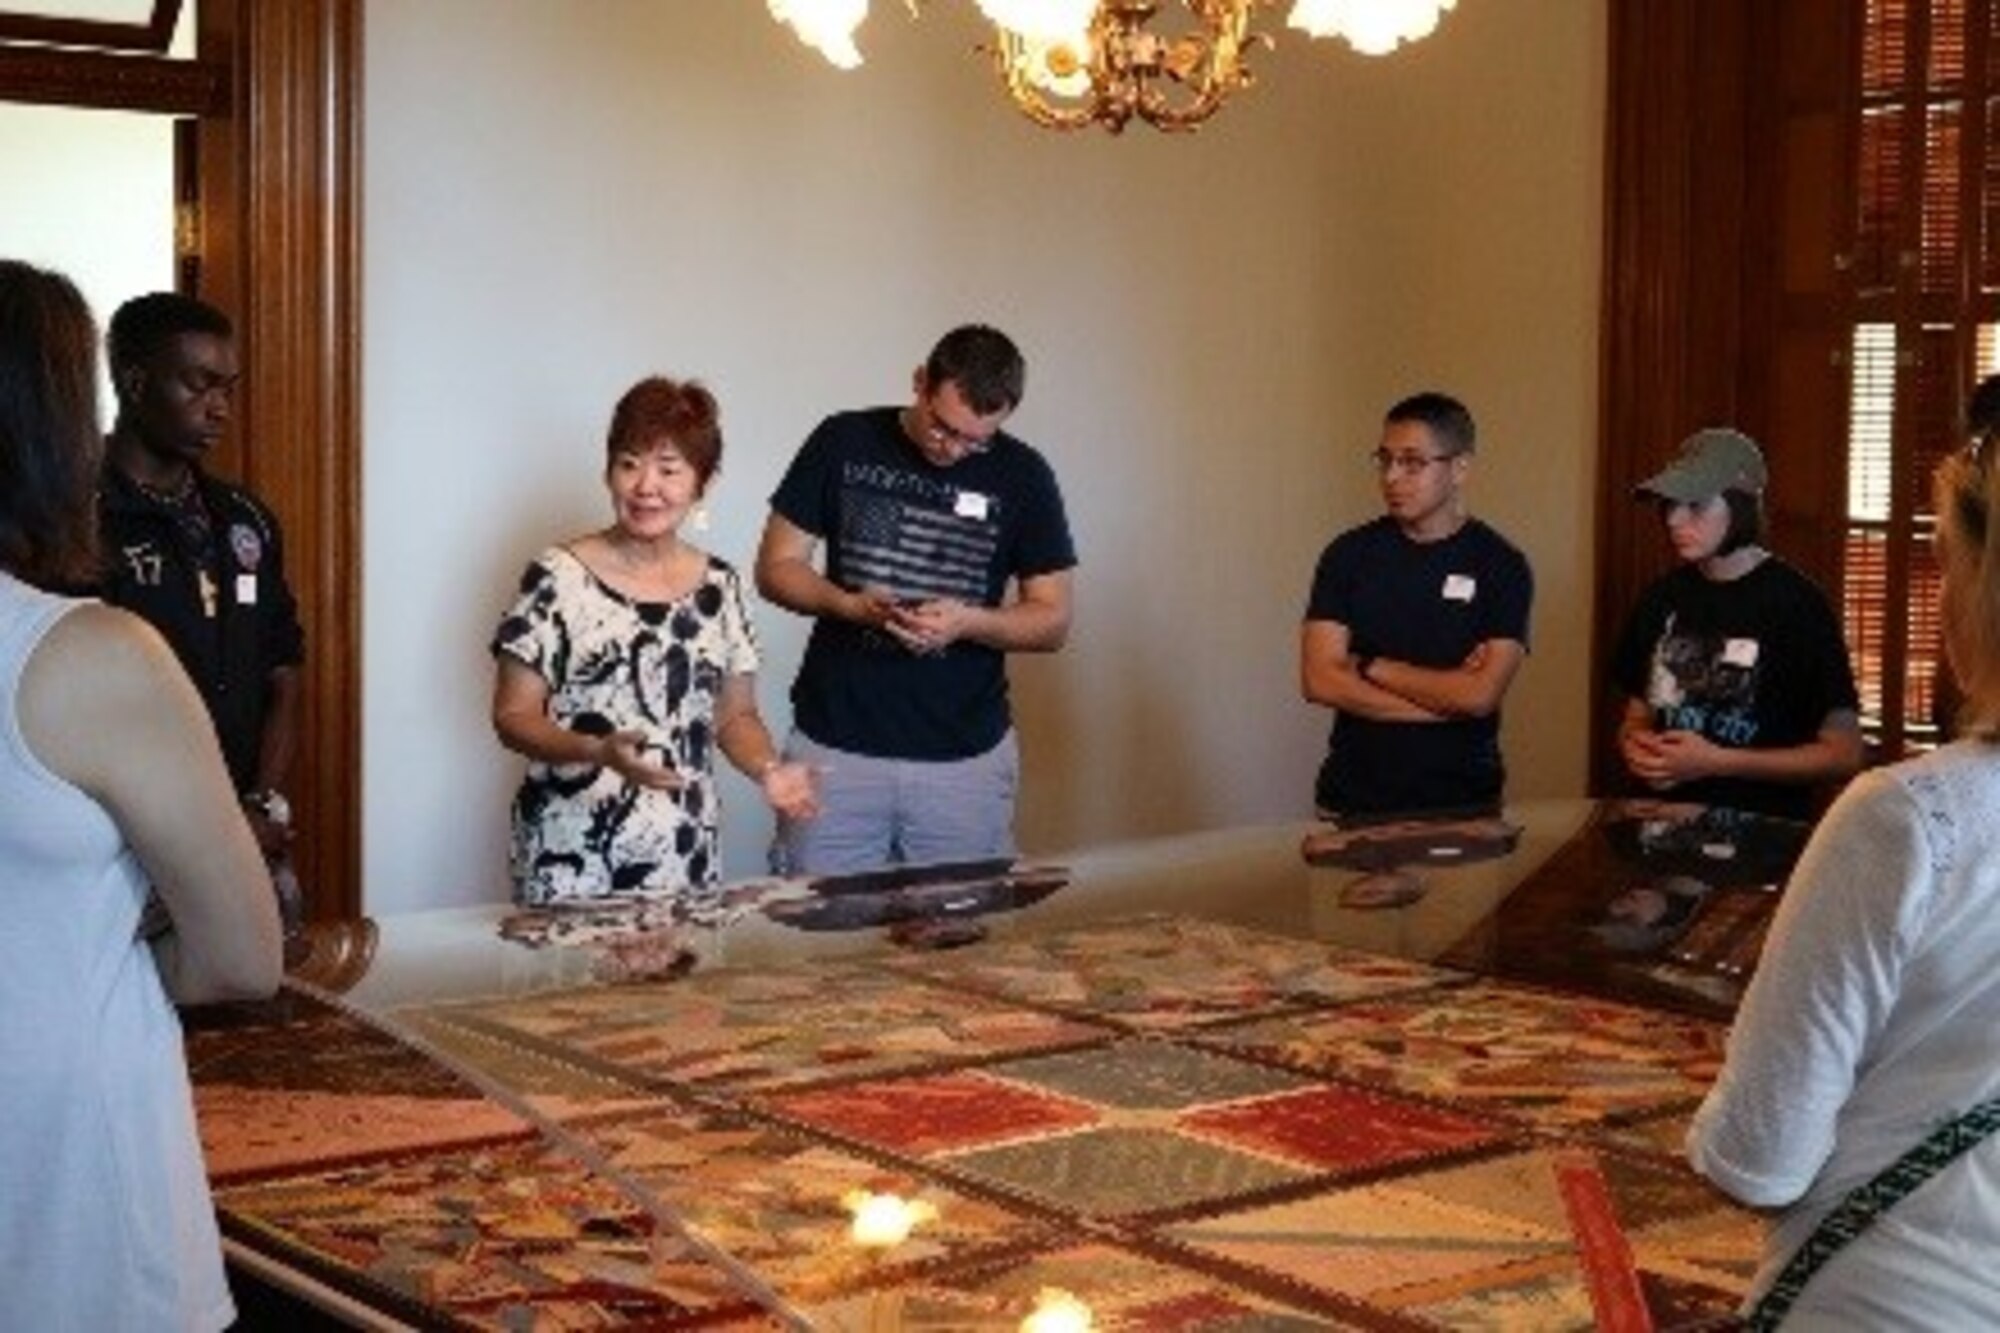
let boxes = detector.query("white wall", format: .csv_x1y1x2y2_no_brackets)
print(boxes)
0,103,175,417
362,0,1605,915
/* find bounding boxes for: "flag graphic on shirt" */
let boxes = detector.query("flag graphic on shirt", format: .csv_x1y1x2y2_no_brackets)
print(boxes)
838,487,997,604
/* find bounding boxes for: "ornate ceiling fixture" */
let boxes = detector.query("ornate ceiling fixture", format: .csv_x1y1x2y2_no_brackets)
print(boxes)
766,0,1459,133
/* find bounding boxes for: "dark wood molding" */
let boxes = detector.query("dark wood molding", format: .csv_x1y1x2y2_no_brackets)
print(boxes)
1594,0,1744,793
1594,0,1859,792
0,0,182,53
198,0,363,922
0,43,220,112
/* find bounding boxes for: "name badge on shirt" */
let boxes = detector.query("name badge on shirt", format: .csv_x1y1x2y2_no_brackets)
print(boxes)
1721,637,1760,668
235,573,259,606
1442,573,1477,602
954,490,990,521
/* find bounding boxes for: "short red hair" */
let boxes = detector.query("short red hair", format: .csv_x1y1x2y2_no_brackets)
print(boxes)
605,376,721,487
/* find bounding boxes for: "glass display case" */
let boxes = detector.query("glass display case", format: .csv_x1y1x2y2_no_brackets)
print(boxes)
191,798,1804,1330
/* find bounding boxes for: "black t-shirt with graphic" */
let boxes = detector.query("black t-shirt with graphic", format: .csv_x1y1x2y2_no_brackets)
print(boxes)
770,407,1076,761
1609,558,1860,820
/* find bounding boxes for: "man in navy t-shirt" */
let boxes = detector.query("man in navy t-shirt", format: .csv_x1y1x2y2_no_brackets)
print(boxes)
756,325,1076,874
1301,392,1534,820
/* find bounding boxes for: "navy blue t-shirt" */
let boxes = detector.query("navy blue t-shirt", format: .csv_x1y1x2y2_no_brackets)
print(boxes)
1305,516,1534,817
770,407,1076,760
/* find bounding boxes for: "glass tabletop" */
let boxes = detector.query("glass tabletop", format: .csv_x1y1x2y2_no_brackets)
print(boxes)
192,796,1810,1330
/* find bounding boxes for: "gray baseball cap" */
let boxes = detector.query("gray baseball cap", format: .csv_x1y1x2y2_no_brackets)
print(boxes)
1636,428,1768,502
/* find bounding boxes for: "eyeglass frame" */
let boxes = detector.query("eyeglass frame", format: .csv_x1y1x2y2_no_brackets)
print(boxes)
918,393,1001,455
1369,447,1460,477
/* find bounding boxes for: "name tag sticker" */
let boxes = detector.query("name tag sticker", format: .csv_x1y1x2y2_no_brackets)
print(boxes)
235,574,258,606
1442,573,1477,602
954,490,990,520
1722,637,1760,668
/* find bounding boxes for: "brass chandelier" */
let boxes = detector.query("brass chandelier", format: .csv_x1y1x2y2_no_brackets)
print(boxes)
767,1,1461,134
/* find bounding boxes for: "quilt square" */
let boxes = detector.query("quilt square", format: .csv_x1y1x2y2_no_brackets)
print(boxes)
985,1042,1318,1111
1194,980,1728,1131
187,994,535,1181
392,1006,666,1124
1182,1084,1514,1175
395,962,1103,1095
796,1241,1370,1330
947,1127,1310,1219
549,1104,1057,1305
213,1137,770,1329
1164,1143,1758,1331
890,914,1463,1031
769,1070,1101,1157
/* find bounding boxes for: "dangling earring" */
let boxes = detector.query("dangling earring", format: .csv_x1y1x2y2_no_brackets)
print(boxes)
690,504,710,534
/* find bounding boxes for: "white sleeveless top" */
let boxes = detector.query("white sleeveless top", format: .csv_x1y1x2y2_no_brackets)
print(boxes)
0,573,234,1332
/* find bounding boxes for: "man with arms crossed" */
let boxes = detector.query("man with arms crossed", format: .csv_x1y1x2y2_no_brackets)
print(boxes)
1301,392,1533,820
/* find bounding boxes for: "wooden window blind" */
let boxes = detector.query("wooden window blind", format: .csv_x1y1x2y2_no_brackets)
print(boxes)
1843,0,2000,753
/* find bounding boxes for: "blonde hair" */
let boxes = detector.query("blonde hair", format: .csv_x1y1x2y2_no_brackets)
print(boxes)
1935,445,2000,736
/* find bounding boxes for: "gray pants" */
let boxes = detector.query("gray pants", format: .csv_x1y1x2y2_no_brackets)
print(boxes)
772,729,1019,876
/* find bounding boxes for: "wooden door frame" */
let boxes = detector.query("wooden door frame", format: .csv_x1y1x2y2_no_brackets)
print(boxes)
0,1,363,920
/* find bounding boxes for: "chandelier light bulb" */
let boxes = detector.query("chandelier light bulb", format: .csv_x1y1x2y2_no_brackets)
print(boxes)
1023,34,1095,97
1288,0,1457,56
768,0,871,69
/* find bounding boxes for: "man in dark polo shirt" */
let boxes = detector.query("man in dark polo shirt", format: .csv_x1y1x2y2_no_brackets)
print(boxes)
99,292,306,945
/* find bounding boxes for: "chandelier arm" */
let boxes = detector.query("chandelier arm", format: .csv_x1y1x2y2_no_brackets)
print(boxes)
976,0,1281,134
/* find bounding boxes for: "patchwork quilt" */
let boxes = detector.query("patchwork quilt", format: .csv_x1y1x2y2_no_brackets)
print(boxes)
190,913,1760,1330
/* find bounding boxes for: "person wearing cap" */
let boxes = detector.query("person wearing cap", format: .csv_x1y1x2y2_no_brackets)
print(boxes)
1609,428,1862,822
1301,391,1534,821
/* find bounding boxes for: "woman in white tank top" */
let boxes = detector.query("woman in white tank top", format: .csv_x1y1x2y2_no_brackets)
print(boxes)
0,260,281,1331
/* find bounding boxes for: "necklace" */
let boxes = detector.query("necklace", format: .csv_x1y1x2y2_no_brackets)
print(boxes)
132,470,198,506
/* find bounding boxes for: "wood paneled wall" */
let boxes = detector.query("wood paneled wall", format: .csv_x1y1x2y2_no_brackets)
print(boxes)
1593,0,1857,791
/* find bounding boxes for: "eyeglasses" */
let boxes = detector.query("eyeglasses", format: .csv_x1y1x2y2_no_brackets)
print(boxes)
922,397,996,455
1370,448,1452,477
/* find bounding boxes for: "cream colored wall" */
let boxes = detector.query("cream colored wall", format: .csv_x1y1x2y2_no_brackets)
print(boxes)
361,0,1605,914
1,103,174,419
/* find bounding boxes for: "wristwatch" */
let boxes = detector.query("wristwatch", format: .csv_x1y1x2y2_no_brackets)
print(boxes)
244,789,292,827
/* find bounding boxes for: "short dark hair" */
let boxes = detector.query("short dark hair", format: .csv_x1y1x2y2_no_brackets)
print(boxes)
1385,391,1476,456
605,376,722,488
1718,487,1766,554
924,324,1025,416
106,291,232,380
0,260,102,588
1652,488,1767,555
1968,373,2000,444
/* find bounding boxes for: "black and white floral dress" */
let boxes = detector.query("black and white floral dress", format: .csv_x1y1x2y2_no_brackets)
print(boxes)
491,547,760,905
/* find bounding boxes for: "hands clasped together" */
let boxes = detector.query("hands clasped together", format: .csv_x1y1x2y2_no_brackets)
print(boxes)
1620,725,1728,791
850,587,975,657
